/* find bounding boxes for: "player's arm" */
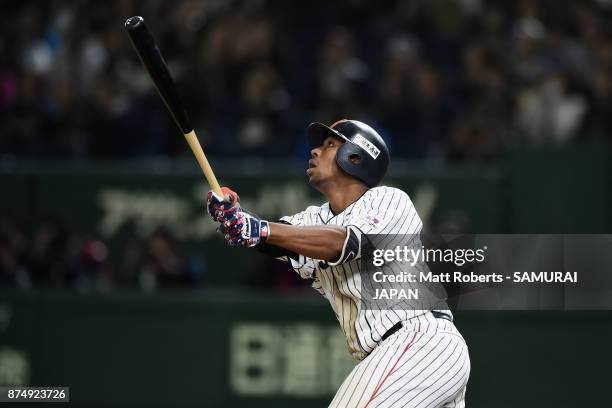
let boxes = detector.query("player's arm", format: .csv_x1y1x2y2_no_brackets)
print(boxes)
263,222,363,265
219,211,347,260
206,187,360,263
266,222,345,261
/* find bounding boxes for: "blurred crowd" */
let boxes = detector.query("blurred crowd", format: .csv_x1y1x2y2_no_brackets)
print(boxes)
0,216,208,292
2,0,612,291
0,215,309,292
1,0,611,162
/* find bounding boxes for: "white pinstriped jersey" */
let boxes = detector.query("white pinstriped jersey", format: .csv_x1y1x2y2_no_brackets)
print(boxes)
280,186,445,360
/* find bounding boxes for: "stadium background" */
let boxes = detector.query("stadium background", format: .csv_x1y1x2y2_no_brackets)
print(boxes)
1,0,611,406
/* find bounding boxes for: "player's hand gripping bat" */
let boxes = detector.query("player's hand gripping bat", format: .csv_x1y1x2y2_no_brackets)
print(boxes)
125,16,223,197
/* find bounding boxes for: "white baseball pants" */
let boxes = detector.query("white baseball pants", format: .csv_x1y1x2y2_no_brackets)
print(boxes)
329,312,470,408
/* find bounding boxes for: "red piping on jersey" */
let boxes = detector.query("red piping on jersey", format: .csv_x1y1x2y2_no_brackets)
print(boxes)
363,322,421,408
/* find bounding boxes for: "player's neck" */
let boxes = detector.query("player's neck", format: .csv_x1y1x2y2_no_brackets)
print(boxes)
324,182,369,215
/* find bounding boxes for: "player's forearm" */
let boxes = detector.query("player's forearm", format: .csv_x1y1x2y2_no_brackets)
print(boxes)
267,222,346,261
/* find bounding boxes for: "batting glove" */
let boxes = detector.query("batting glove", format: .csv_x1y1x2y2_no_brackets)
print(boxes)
220,211,270,247
207,186,240,223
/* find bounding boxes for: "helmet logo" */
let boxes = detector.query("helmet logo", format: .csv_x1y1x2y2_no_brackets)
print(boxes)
353,134,380,159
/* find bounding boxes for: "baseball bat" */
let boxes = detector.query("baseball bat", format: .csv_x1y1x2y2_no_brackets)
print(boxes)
124,16,223,197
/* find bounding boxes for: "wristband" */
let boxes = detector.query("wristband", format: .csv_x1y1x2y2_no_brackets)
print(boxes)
260,220,270,242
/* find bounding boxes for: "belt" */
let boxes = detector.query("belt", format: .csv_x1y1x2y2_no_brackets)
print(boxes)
381,311,452,342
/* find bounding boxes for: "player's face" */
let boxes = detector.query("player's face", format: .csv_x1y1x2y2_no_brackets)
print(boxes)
307,135,345,188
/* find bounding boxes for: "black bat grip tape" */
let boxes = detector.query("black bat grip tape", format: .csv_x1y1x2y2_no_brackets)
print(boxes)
124,16,192,134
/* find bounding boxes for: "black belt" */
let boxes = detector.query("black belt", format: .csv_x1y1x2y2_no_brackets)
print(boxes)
381,311,452,342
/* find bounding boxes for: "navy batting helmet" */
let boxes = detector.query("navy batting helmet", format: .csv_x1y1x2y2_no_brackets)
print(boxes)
307,119,390,187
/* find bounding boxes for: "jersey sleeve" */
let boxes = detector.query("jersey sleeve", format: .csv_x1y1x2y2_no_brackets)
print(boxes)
288,253,316,279
347,187,422,235
277,207,325,295
288,252,325,295
258,206,317,262
279,206,318,226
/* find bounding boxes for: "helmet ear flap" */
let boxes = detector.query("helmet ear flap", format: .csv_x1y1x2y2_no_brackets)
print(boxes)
335,143,364,184
349,153,362,165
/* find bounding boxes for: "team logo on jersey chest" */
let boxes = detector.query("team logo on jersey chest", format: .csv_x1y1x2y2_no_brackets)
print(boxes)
365,215,381,226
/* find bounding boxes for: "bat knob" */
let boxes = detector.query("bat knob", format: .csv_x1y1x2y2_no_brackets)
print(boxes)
125,16,144,29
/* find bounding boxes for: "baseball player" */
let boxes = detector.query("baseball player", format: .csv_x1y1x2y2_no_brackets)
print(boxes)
207,119,470,407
